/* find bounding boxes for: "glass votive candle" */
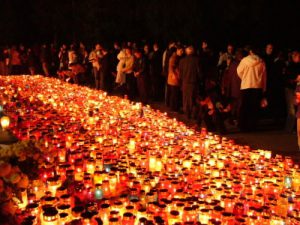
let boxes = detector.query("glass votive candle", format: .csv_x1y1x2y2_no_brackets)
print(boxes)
74,169,84,183
86,159,96,174
47,176,62,197
182,206,196,223
71,206,84,220
136,208,147,222
109,217,120,225
42,207,59,225
109,173,118,195
102,180,110,197
122,212,135,225
26,203,40,217
233,203,245,218
211,206,223,222
94,170,105,184
221,212,234,225
99,203,110,223
58,212,69,225
58,149,66,163
224,197,234,213
32,179,45,200
198,208,210,224
109,210,120,220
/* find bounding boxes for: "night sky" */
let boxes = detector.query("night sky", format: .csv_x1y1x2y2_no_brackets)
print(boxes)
1,0,300,48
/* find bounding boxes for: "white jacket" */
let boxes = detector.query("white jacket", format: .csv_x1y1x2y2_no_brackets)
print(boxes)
237,54,267,92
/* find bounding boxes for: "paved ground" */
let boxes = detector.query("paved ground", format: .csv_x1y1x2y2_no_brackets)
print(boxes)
149,101,300,163
111,86,299,163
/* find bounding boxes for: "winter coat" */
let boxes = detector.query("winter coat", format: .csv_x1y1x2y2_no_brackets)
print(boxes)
179,55,201,86
167,53,180,86
237,54,267,92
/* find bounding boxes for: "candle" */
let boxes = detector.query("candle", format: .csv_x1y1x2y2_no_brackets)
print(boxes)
199,209,210,224
86,159,96,174
109,173,118,196
122,212,135,225
42,207,59,225
100,203,110,225
128,139,136,154
3,76,300,225
58,149,66,163
47,176,61,197
0,115,10,130
149,155,156,172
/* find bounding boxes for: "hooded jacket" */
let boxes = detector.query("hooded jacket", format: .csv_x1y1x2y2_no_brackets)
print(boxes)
237,54,267,92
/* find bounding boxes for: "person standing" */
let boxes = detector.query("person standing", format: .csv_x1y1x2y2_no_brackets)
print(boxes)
3,47,10,75
133,49,148,104
295,82,300,151
284,51,300,133
163,41,176,106
179,46,202,119
221,49,244,123
149,43,163,101
167,46,184,112
199,40,217,87
19,44,28,74
122,47,135,100
261,43,280,124
27,48,39,75
40,44,51,76
111,41,121,80
99,47,113,93
58,44,69,71
10,46,22,75
237,46,267,132
0,48,5,75
115,45,127,87
217,43,234,75
89,44,102,89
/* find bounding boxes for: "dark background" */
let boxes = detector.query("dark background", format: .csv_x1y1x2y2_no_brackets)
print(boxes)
1,0,300,48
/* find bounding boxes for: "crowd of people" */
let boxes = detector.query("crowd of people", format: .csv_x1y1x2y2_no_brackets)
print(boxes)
0,41,299,138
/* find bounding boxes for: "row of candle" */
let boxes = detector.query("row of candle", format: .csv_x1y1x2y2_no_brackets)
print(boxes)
0,75,300,225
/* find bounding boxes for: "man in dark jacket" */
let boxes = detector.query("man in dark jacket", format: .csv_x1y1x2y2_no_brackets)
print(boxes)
179,46,202,119
149,43,163,101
